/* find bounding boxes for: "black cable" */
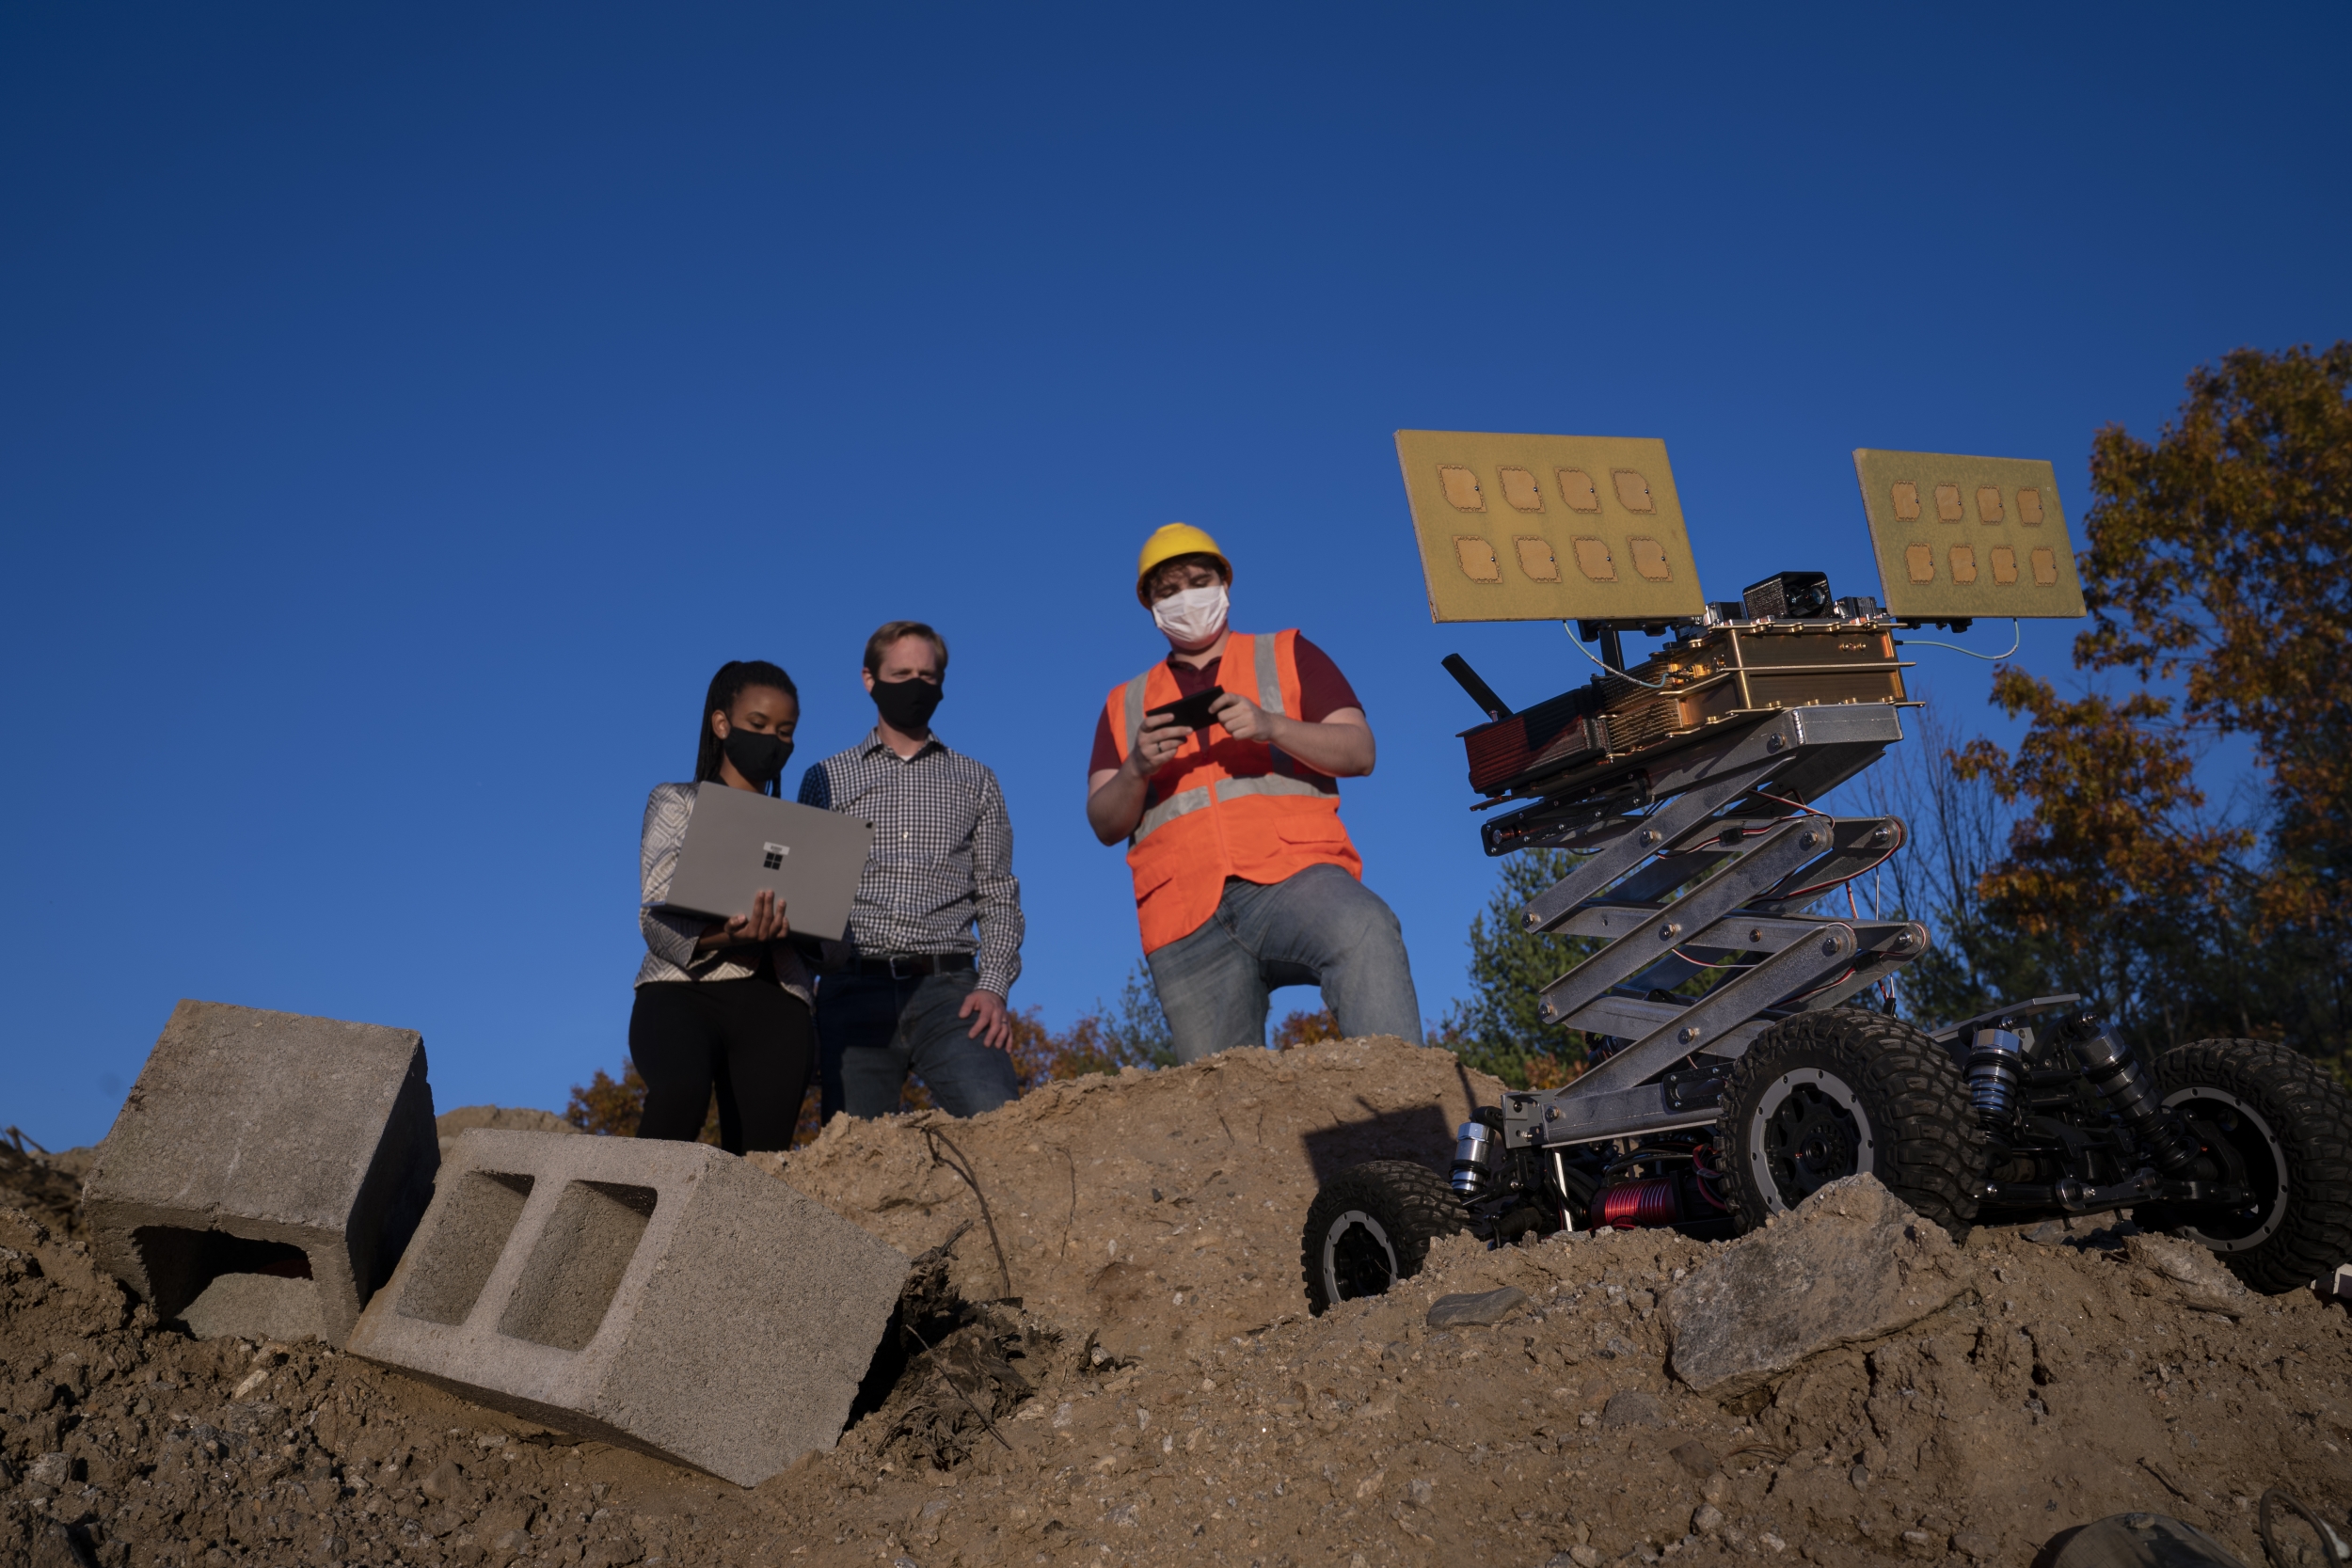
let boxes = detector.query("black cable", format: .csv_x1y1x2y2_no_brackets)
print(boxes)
922,1127,1014,1302
2260,1489,2340,1568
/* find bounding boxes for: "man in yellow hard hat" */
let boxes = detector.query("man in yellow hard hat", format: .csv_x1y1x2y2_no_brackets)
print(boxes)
1085,523,1422,1060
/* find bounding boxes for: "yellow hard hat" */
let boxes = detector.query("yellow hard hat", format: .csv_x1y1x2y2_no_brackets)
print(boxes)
1135,523,1231,604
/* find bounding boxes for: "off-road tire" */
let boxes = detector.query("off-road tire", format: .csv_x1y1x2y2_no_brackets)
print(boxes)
1719,1008,1979,1242
2136,1038,2352,1294
1299,1160,1466,1316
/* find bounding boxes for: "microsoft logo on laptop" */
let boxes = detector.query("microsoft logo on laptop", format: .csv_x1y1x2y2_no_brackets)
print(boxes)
762,842,789,870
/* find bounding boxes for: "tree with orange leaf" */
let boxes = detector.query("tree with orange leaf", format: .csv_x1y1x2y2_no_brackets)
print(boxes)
1950,676,2253,1042
1938,342,2348,1056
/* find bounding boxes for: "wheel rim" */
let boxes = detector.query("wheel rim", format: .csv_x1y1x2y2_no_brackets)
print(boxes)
1746,1068,1875,1214
2161,1085,2289,1252
1321,1209,1398,1303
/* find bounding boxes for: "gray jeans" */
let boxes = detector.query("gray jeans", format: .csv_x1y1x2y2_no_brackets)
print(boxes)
1145,863,1423,1064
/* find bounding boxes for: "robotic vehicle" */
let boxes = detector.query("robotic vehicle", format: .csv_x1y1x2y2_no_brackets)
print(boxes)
1300,435,2352,1307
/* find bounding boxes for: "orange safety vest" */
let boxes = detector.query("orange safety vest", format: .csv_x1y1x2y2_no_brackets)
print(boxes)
1103,629,1363,953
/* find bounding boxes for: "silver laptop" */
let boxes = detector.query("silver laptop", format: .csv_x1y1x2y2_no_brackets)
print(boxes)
657,784,874,942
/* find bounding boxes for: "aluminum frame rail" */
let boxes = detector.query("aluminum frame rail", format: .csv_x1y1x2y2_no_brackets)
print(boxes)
1489,704,1930,1155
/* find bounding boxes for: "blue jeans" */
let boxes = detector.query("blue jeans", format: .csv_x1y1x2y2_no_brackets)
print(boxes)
816,970,1021,1120
1145,864,1423,1064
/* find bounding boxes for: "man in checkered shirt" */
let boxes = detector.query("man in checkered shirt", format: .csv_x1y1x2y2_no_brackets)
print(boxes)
799,620,1025,1121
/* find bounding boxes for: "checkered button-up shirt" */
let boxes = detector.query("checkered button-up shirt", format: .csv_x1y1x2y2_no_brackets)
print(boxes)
798,728,1024,997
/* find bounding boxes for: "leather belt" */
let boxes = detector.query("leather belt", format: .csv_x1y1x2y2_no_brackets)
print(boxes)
850,952,976,978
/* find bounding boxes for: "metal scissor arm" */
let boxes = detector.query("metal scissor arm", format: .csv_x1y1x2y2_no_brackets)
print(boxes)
1493,702,1929,1153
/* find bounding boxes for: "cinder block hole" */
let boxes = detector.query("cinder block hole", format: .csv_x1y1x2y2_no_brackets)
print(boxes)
131,1226,312,1321
499,1180,657,1353
397,1170,535,1326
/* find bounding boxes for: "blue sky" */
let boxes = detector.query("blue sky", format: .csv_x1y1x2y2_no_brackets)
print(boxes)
5,5,2346,1147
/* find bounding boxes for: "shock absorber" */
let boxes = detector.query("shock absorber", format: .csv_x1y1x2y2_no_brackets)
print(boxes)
2058,1014,2201,1173
1451,1108,1502,1199
1966,1027,2027,1127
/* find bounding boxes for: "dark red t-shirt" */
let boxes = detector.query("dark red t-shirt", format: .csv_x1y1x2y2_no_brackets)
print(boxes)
1087,634,1363,775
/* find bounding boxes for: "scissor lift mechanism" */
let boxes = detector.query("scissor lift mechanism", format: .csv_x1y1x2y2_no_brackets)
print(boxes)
1482,701,1929,1164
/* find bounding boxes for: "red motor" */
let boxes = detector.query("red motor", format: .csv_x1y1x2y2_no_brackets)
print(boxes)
1595,1176,1684,1228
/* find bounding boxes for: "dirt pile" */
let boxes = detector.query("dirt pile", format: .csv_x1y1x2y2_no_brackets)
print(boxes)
2,1132,94,1244
6,1037,2352,1568
763,1036,1501,1360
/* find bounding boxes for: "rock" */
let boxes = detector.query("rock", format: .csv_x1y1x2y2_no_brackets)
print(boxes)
184,1275,322,1344
1569,1548,1603,1568
1425,1287,1528,1327
30,1524,93,1568
1668,1440,1717,1478
479,1503,534,1536
2125,1234,2251,1317
1600,1390,1665,1429
434,1105,578,1162
2024,1220,2067,1244
1692,1504,1725,1534
26,1451,73,1489
1664,1174,1977,1396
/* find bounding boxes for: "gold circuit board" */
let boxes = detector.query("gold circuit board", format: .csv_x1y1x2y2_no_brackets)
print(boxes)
1852,449,2088,620
1396,431,1708,624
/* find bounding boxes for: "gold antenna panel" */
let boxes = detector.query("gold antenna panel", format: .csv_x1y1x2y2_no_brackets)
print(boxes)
1395,431,1707,624
1853,450,2087,620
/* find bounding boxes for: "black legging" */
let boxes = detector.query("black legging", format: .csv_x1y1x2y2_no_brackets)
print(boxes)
628,980,814,1154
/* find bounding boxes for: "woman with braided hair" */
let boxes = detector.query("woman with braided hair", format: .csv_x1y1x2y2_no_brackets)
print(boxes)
629,659,816,1152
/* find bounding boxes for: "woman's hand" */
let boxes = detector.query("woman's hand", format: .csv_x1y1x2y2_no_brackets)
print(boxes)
697,889,789,949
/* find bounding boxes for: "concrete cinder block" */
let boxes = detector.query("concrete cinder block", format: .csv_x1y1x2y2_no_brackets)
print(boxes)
84,1000,439,1348
347,1130,911,1487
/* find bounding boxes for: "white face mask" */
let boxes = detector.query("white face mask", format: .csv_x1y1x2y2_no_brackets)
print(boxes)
1152,584,1229,648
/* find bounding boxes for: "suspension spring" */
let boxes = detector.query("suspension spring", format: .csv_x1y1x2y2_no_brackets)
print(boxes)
1595,1177,1683,1228
1966,1027,2027,1126
2062,1015,2201,1174
1451,1117,1500,1199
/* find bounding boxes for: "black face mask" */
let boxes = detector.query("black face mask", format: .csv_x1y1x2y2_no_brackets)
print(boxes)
721,727,794,786
872,675,944,733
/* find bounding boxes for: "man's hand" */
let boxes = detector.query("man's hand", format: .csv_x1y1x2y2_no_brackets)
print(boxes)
699,889,789,949
1209,691,1281,745
1214,701,1377,778
960,987,1013,1051
1122,710,1188,778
